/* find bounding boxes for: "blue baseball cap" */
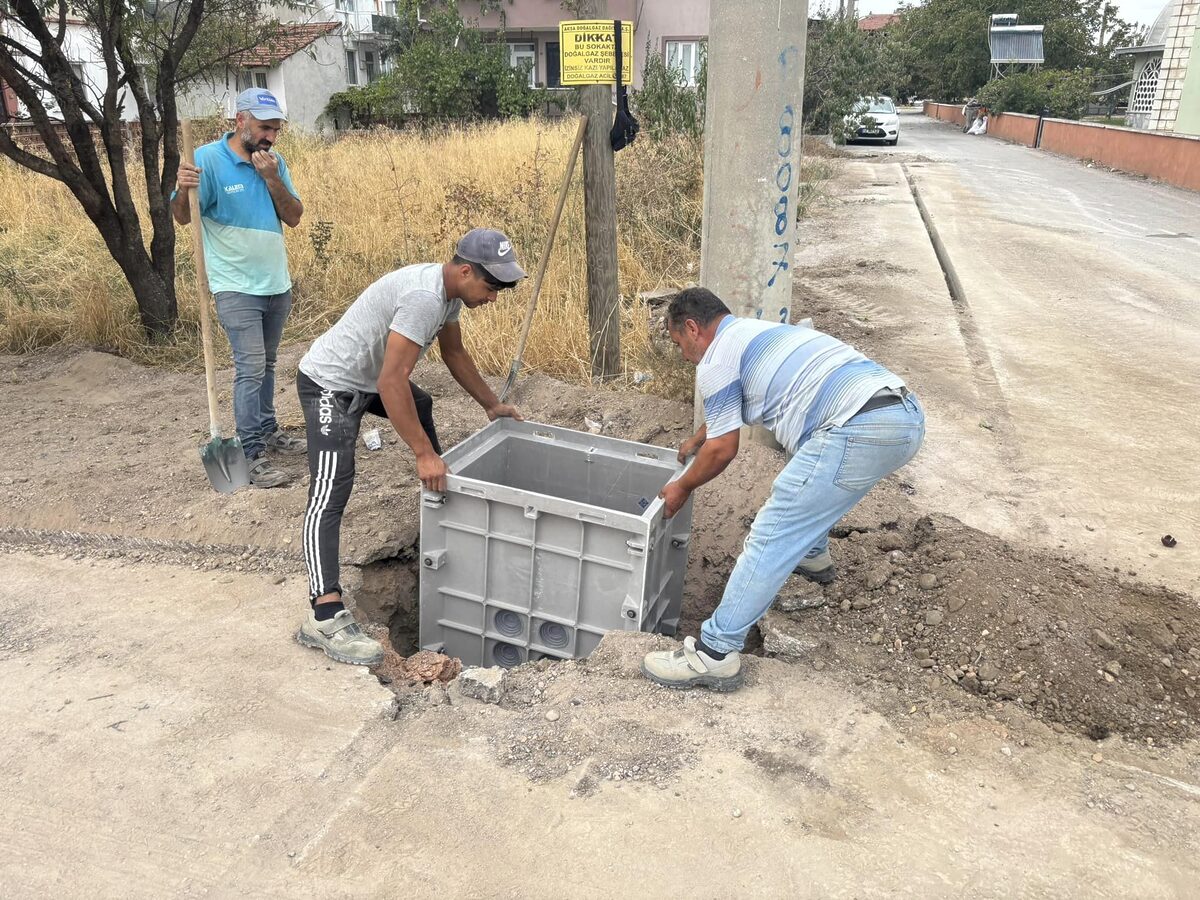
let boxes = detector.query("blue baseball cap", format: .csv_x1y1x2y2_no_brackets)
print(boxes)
235,88,287,121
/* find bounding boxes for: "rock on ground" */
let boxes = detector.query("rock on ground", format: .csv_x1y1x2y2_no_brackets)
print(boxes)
456,666,508,704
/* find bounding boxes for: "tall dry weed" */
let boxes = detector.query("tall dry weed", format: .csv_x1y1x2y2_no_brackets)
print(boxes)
0,118,707,393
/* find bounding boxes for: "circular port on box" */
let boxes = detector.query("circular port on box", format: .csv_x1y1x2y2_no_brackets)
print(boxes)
494,609,523,638
539,622,570,649
492,642,522,668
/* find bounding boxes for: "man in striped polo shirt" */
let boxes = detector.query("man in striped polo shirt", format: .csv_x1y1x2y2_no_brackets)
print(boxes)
642,288,925,692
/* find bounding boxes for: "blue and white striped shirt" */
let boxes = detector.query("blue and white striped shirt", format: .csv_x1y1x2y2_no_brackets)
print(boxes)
699,316,905,455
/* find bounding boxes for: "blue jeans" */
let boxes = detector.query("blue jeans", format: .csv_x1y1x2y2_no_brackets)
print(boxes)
214,290,292,459
701,393,926,654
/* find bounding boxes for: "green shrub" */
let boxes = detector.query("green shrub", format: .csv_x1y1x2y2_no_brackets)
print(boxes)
633,43,706,140
977,69,1092,119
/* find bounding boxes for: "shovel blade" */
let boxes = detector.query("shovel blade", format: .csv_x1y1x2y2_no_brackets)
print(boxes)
200,436,251,493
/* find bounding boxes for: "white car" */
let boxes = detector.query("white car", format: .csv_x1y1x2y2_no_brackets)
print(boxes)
843,96,900,145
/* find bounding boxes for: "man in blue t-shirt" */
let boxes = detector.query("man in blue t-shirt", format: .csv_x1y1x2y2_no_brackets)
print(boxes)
173,88,306,488
642,287,926,692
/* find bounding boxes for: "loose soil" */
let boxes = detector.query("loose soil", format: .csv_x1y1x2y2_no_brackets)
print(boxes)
7,341,1194,756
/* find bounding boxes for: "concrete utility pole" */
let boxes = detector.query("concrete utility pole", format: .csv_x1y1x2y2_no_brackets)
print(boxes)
576,0,621,380
696,0,810,438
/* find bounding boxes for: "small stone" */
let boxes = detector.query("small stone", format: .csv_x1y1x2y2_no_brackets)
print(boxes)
1148,625,1177,652
759,610,819,658
272,575,286,585
918,574,938,590
918,658,936,669
456,666,507,704
913,647,932,660
869,631,884,645
864,566,891,591
851,598,872,610
925,609,944,626
1003,609,1019,626
948,596,967,613
545,709,560,722
1104,660,1122,678
878,533,905,551
888,550,906,563
946,550,966,561
1092,753,1104,763
1093,629,1118,651
840,599,851,612
1001,746,1012,757
978,662,1000,682
732,808,742,818
776,576,827,612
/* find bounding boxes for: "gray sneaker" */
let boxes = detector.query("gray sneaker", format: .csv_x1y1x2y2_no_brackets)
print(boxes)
794,547,836,584
265,428,307,455
248,454,290,489
297,609,384,666
641,636,744,692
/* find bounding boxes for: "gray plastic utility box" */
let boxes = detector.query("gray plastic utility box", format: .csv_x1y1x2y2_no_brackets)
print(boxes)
419,419,694,668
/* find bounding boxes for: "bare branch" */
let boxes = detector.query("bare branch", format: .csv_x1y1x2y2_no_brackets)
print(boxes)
0,126,66,181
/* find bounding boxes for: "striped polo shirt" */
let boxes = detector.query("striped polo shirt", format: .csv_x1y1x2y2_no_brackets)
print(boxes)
191,134,298,296
699,316,905,455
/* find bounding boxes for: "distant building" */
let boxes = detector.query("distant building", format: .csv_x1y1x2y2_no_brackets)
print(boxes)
1115,0,1200,135
457,0,709,90
858,13,900,32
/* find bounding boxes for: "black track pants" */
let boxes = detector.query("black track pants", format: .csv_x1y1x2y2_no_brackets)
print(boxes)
297,370,441,602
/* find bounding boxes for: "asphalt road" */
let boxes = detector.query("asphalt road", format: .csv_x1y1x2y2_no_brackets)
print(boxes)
834,111,1200,593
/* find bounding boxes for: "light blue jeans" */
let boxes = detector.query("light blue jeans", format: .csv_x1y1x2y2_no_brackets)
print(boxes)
214,290,292,459
701,393,926,654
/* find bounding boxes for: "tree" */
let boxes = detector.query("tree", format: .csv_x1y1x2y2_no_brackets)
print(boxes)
803,14,899,133
0,0,285,338
890,0,1141,101
325,0,543,126
976,67,1092,116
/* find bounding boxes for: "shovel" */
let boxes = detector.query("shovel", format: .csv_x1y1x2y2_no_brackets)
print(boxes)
181,119,251,493
499,114,588,404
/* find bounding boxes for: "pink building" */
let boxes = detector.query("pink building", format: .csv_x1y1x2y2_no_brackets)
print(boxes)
458,0,709,90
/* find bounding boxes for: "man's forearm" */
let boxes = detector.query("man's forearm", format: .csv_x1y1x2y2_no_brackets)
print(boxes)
677,440,736,493
172,191,191,225
379,377,438,458
265,177,302,227
443,348,498,411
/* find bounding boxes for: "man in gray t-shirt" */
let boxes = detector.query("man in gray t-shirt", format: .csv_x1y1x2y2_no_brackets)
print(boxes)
294,228,526,666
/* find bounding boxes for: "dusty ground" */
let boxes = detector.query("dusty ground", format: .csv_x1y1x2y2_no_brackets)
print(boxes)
3,111,1200,895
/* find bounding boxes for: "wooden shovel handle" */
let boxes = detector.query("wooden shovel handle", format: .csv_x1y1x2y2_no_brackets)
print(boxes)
181,119,222,440
504,114,588,399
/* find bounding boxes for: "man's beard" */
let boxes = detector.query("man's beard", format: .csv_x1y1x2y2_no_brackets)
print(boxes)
240,131,270,155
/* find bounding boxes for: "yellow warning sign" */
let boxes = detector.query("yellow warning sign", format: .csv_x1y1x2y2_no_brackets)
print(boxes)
559,19,634,86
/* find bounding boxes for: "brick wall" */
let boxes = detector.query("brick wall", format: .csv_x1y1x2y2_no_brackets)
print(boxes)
986,112,1039,147
1039,118,1200,192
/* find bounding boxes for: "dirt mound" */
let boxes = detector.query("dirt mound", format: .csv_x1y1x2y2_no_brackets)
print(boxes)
761,512,1200,744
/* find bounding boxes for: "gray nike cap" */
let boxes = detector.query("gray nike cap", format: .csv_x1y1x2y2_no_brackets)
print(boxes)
455,228,527,284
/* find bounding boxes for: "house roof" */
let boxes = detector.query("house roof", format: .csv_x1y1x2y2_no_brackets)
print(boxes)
230,22,340,69
858,13,900,31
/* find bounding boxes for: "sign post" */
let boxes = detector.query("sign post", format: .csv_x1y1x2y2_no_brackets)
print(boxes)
559,9,631,380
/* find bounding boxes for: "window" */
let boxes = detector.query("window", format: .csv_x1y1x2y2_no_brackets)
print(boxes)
364,50,377,83
236,69,269,92
336,0,354,10
68,61,84,83
545,40,561,88
665,39,705,87
380,0,398,14
1130,56,1161,114
345,49,358,85
508,42,536,88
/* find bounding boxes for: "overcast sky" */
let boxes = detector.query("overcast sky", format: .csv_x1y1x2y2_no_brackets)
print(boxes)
850,0,1166,28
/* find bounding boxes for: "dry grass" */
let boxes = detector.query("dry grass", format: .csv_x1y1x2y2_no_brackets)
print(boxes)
0,119,703,391
0,120,835,397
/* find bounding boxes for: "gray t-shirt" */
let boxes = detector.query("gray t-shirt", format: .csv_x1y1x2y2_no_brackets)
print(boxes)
299,263,462,394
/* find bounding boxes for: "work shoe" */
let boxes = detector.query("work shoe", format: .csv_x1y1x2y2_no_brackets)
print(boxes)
794,547,836,585
265,428,307,455
640,636,744,692
296,609,384,666
248,454,290,489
